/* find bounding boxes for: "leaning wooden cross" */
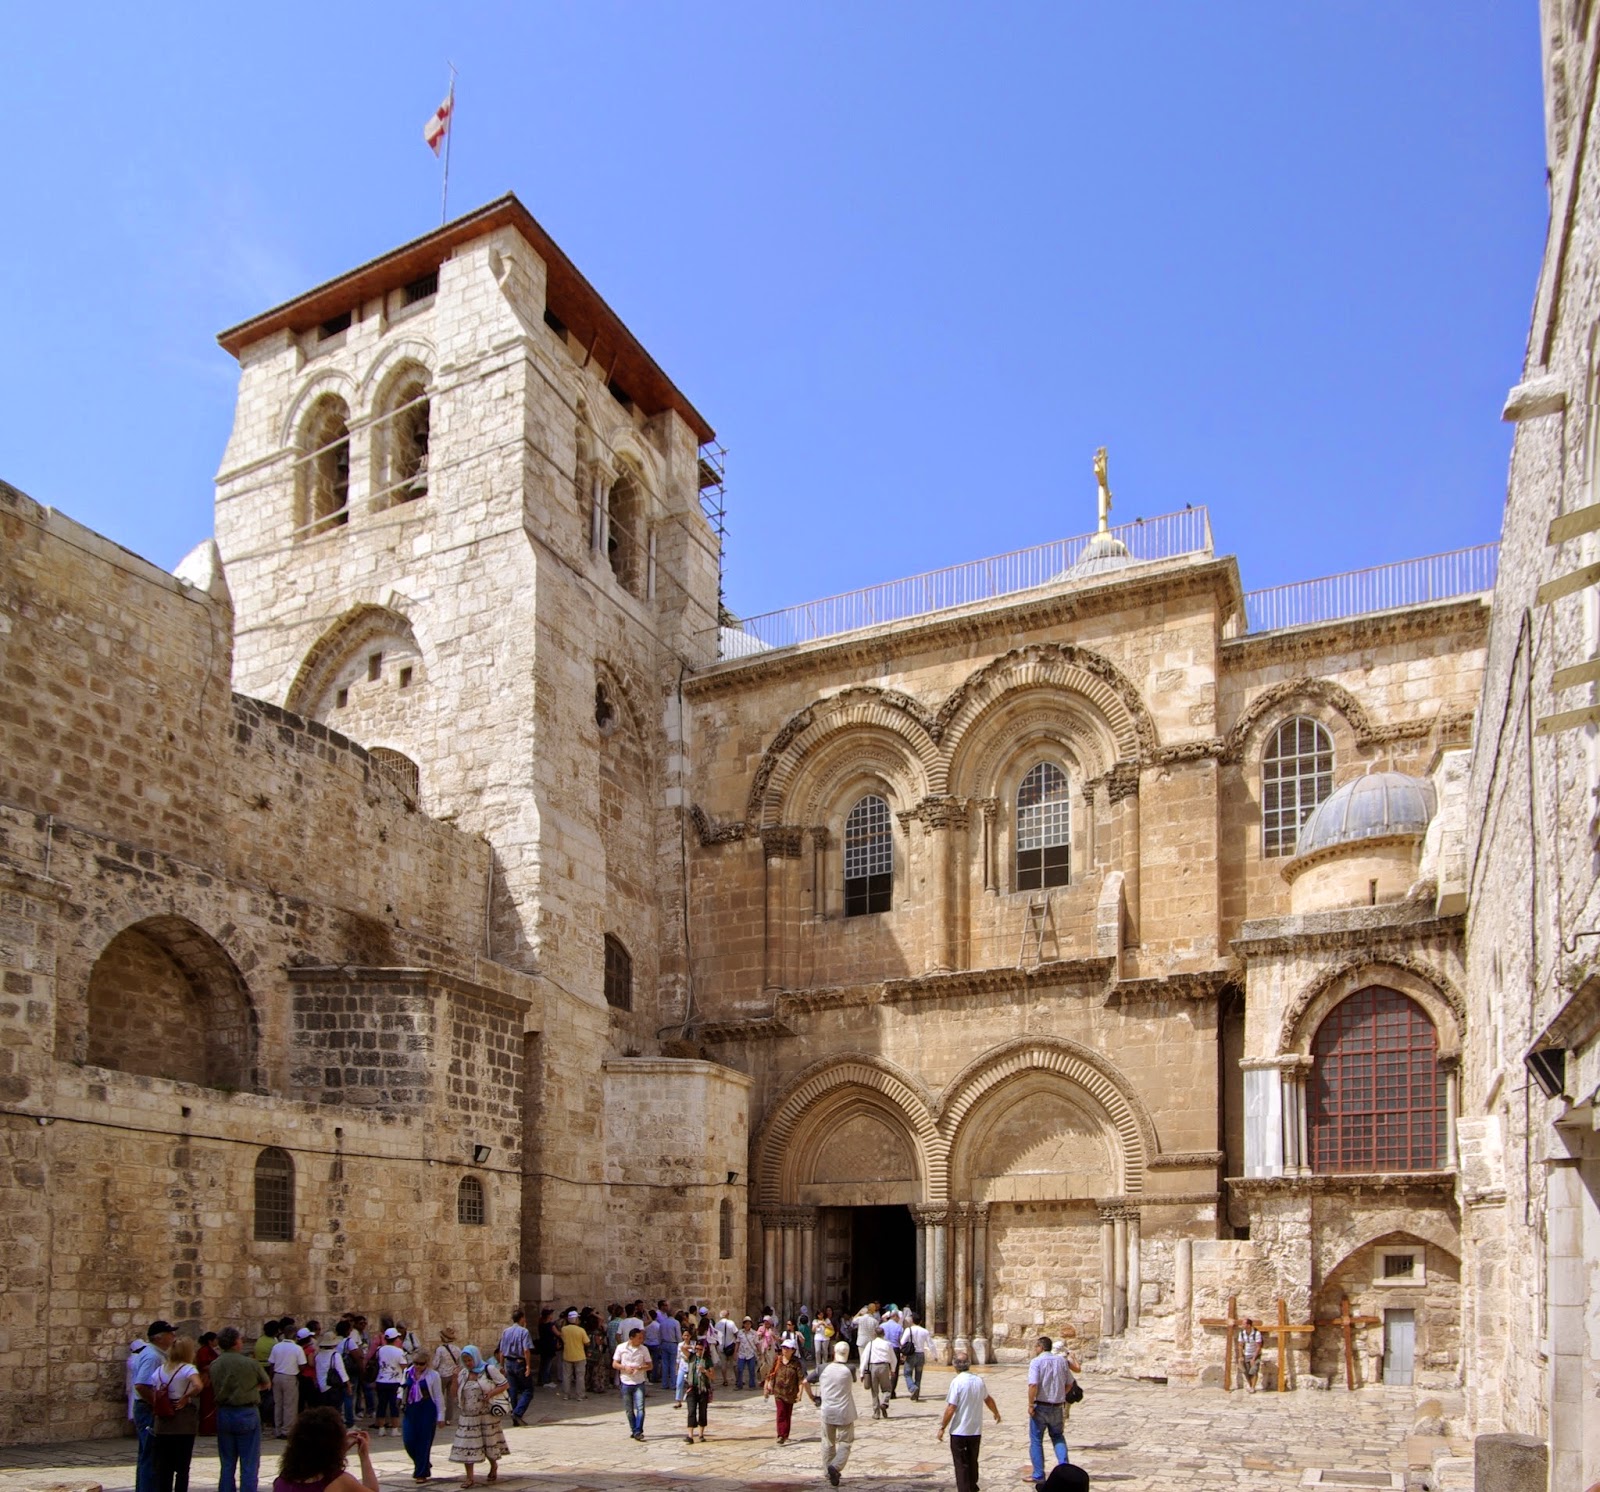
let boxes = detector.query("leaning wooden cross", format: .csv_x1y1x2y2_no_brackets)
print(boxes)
1265,1296,1317,1392
1197,1294,1243,1391
1316,1293,1381,1391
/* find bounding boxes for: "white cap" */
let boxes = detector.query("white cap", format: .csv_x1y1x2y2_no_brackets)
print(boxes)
384,1328,400,1339
567,1311,579,1321
295,1328,312,1340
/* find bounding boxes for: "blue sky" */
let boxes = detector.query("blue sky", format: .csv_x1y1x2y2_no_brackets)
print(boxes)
1,4,1546,624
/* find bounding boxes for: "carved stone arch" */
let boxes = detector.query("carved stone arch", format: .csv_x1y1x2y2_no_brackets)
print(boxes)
593,657,653,754
789,731,925,834
747,687,940,829
935,644,1159,769
955,696,1120,800
357,338,437,413
1281,957,1464,1059
600,426,665,495
754,1056,945,1206
279,369,359,451
285,604,426,718
1321,1224,1461,1284
938,1036,1158,1194
1223,677,1378,764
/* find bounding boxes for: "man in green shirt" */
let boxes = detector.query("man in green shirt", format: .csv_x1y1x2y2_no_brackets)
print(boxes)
211,1327,271,1492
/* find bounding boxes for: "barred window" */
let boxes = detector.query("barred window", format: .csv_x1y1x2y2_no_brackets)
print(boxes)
458,1175,486,1226
719,1197,733,1260
844,794,893,916
1261,717,1334,857
298,395,351,537
604,934,633,1011
1016,762,1071,890
1309,987,1445,1174
254,1147,294,1242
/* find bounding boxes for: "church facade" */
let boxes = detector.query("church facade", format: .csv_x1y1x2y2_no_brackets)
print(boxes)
0,14,1593,1483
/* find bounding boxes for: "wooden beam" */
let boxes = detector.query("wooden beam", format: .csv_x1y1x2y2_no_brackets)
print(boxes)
1551,657,1600,691
1547,504,1600,545
1536,704,1600,736
1536,562,1600,606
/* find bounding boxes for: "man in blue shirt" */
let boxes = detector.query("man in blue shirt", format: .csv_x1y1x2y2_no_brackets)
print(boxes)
1025,1335,1076,1484
496,1309,534,1425
131,1319,175,1492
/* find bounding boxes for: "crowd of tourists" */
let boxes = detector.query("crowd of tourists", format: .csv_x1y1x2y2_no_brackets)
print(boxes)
122,1298,1092,1492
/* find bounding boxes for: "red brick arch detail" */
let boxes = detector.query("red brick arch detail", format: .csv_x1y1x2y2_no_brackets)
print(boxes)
938,1037,1156,1195
285,604,421,718
753,1056,945,1206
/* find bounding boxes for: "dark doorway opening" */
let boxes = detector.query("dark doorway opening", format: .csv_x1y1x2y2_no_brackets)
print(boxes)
848,1205,916,1314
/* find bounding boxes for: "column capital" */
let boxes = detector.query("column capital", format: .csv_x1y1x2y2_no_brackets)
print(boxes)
917,794,969,832
761,825,805,859
910,1203,952,1226
976,796,999,823
1106,761,1141,803
808,825,831,850
762,1204,817,1227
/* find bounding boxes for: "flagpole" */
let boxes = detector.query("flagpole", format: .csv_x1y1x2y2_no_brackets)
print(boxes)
440,63,457,226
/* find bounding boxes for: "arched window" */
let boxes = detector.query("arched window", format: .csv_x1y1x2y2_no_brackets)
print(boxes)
299,395,351,536
1309,987,1445,1173
718,1197,733,1260
376,376,430,506
369,747,420,807
458,1174,486,1226
1261,717,1334,857
607,470,645,595
604,934,633,1010
254,1148,295,1241
844,794,893,916
1016,761,1071,890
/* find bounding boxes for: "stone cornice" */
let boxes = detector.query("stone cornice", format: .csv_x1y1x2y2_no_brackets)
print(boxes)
1227,1170,1456,1196
690,805,748,846
1232,907,1464,959
1148,1150,1226,1170
1103,969,1237,1004
688,1015,797,1044
285,963,532,1012
685,556,1243,700
1219,596,1490,669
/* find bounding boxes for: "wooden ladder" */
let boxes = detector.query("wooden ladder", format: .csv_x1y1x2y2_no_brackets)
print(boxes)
1017,892,1057,968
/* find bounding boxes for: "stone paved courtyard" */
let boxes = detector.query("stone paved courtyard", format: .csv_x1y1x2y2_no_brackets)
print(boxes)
0,1367,1465,1491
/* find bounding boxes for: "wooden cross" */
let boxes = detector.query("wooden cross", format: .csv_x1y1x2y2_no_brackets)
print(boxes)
1197,1294,1242,1391
1316,1293,1381,1391
1265,1296,1317,1393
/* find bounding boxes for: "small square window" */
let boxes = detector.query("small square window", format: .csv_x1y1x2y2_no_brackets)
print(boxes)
367,653,382,682
1374,1249,1424,1286
335,688,349,709
399,667,413,689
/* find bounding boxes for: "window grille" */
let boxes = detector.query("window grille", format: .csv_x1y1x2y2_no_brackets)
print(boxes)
844,794,893,916
369,747,419,807
458,1175,486,1226
1016,761,1071,889
1309,987,1444,1173
254,1147,294,1241
300,397,351,535
1261,716,1334,856
718,1197,733,1260
604,934,633,1011
403,271,438,305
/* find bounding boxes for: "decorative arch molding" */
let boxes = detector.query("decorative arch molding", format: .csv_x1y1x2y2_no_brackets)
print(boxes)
938,1035,1157,1194
747,687,940,828
1223,676,1429,764
285,604,424,718
358,339,438,409
1280,957,1465,1059
788,731,925,831
602,426,665,495
594,657,653,753
754,1055,944,1205
1321,1225,1462,1283
279,369,359,450
935,644,1158,768
955,698,1117,800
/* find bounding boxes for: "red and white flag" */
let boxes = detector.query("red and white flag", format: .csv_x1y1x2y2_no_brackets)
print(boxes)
424,91,453,155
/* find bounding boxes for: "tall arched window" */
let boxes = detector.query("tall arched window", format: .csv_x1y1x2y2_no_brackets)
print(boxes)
376,375,430,506
607,469,645,596
1309,987,1445,1173
1261,716,1334,857
458,1174,486,1226
604,934,633,1010
254,1147,295,1241
844,794,893,916
299,395,351,536
1016,761,1071,890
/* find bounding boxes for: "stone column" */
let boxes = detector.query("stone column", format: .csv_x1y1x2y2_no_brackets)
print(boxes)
809,828,830,921
1108,765,1140,942
978,798,998,894
912,1207,929,1320
1112,1211,1129,1336
1443,1056,1460,1168
1099,1213,1116,1337
781,1215,797,1316
1174,1238,1193,1353
951,1203,970,1360
761,827,802,991
970,1203,991,1363
1125,1209,1142,1330
925,1206,951,1357
800,1212,818,1310
762,1216,778,1312
919,797,966,973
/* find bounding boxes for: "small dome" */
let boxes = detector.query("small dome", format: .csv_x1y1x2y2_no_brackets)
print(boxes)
1295,771,1436,858
718,624,769,659
1061,532,1135,580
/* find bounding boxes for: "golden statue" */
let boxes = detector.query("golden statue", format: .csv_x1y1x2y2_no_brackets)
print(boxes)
1094,446,1113,532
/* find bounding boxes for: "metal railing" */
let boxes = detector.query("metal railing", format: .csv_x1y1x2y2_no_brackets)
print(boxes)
1240,543,1499,634
729,507,1214,652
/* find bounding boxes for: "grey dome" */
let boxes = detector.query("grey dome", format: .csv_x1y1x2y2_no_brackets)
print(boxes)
1295,771,1436,857
718,624,770,659
1061,532,1135,580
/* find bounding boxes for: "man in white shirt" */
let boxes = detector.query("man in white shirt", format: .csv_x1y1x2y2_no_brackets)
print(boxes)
859,1332,897,1419
804,1341,859,1487
267,1330,307,1438
1026,1335,1076,1484
715,1313,738,1386
901,1319,933,1401
612,1326,652,1441
938,1354,1000,1492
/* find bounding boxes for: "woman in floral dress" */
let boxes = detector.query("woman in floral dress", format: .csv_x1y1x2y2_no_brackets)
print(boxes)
448,1346,508,1487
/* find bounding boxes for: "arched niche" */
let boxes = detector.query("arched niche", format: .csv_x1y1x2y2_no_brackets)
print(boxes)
81,916,260,1092
285,604,427,731
950,1073,1120,1203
